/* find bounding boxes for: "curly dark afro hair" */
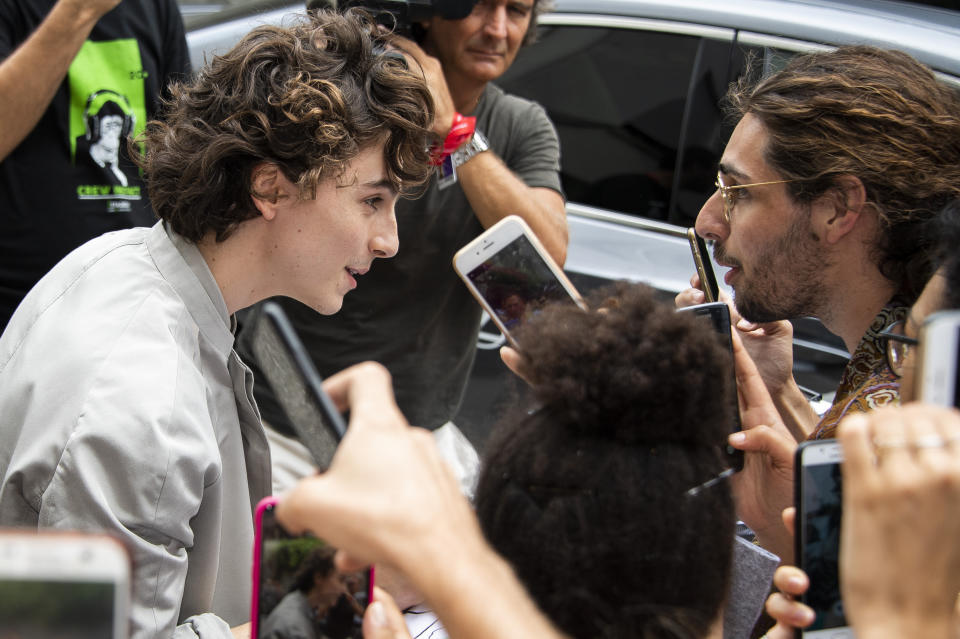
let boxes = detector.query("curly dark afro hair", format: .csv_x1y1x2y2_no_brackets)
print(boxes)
475,282,736,639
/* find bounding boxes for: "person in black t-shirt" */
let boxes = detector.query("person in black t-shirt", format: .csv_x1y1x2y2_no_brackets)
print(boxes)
0,0,191,332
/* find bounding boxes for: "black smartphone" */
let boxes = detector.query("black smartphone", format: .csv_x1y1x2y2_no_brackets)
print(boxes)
687,228,719,303
676,301,744,471
794,439,852,639
252,497,372,639
249,300,347,471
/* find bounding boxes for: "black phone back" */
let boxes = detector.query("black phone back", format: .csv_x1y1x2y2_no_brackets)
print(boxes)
248,301,347,470
676,301,743,471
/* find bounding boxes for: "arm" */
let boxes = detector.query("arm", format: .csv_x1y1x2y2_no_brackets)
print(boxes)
0,0,122,161
276,362,566,639
391,37,568,265
838,406,960,639
456,153,567,266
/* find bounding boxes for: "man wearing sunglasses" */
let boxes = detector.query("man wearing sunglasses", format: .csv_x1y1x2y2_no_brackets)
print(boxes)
679,45,960,442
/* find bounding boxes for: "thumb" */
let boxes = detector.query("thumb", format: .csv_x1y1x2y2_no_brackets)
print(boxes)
363,588,412,639
729,425,796,466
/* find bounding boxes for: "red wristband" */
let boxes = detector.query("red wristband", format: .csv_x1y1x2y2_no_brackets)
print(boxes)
430,112,476,166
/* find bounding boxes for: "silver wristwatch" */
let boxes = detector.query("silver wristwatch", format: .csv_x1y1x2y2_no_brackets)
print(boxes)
451,130,489,169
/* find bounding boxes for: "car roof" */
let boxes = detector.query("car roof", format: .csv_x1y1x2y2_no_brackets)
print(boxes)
549,0,960,78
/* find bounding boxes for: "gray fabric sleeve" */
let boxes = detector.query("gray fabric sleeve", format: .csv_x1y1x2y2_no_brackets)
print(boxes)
723,535,780,639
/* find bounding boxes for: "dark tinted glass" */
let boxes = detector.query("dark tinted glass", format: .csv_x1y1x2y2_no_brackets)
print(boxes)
499,26,734,227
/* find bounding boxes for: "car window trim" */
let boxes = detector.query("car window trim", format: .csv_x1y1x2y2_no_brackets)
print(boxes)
539,13,735,42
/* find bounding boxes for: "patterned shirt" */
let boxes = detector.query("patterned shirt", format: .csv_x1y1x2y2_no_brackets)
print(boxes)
811,303,908,439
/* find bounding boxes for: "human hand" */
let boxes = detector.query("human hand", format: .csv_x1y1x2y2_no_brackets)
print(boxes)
386,35,457,138
838,405,960,639
363,587,413,639
275,362,486,576
727,330,798,562
676,274,797,399
764,565,815,638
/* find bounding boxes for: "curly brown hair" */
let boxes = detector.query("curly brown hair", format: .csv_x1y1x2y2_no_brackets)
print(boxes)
475,283,736,639
727,45,960,302
136,9,434,242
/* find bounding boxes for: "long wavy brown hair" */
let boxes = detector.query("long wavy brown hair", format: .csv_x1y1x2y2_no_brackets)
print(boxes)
136,9,434,242
728,45,960,302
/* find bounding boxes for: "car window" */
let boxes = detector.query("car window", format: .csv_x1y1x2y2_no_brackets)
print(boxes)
499,25,735,229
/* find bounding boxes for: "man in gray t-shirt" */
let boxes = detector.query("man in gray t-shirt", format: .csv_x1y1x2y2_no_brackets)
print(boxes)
237,0,566,438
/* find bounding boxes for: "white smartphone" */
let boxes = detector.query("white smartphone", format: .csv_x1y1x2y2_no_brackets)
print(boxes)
794,440,852,639
917,309,960,407
0,529,132,639
453,215,585,349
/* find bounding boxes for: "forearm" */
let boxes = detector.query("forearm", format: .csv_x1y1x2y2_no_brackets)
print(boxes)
852,617,957,639
456,152,568,266
771,378,819,442
403,535,566,639
0,0,105,160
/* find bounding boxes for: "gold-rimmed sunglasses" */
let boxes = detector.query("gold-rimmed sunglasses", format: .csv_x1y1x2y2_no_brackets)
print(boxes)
714,172,797,223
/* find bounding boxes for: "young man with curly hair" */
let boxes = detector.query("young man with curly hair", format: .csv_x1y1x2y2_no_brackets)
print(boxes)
237,0,566,452
0,11,432,639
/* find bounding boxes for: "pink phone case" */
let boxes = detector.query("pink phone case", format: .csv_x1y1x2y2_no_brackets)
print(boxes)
250,496,374,638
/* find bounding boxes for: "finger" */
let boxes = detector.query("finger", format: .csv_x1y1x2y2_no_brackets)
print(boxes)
903,404,955,474
772,565,810,597
782,506,796,538
866,408,912,471
765,592,815,629
730,330,769,406
342,363,408,431
675,286,705,308
837,412,875,484
499,346,531,384
363,588,411,639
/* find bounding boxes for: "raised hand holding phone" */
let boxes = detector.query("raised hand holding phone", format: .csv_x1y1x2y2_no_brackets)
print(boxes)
453,215,584,349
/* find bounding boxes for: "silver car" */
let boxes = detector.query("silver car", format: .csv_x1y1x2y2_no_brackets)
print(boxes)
182,0,960,444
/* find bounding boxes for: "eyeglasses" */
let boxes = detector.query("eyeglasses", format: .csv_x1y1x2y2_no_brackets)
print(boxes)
878,320,919,378
714,172,797,223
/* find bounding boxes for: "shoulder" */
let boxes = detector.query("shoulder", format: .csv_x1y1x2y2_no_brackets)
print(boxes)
483,83,552,123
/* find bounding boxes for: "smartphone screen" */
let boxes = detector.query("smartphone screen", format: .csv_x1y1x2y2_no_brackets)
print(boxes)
0,532,130,639
795,441,851,638
676,302,744,471
687,228,719,303
250,301,347,471
918,310,960,408
252,499,372,639
465,233,578,333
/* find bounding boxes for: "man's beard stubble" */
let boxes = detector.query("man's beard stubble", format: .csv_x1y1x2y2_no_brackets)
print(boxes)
716,214,828,324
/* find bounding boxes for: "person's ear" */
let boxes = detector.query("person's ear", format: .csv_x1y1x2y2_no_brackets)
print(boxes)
812,174,867,245
249,163,289,221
